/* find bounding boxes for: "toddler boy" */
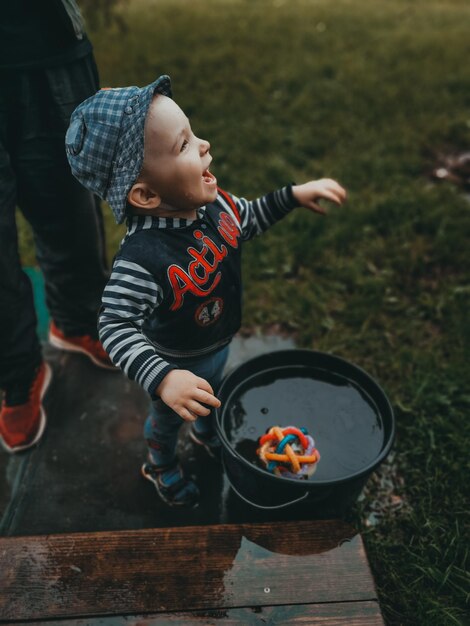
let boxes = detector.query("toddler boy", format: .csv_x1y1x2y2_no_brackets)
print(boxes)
66,75,346,506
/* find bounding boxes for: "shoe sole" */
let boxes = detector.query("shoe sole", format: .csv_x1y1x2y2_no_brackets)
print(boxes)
49,332,118,371
1,363,52,454
141,463,199,508
188,427,219,459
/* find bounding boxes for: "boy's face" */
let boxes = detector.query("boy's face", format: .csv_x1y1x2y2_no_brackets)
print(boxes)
134,95,217,214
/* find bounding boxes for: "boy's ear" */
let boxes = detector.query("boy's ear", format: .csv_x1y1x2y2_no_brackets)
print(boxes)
127,182,161,210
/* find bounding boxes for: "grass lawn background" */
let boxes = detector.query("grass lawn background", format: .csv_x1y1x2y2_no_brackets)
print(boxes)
18,0,469,623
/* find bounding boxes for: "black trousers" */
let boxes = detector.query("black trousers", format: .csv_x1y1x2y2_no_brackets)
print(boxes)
0,54,108,387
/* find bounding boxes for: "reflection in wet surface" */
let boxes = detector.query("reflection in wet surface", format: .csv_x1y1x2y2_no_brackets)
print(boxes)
1,518,370,622
222,532,360,606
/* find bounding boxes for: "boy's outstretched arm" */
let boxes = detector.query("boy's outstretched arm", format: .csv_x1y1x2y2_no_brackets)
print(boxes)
156,370,221,422
292,178,347,215
223,179,346,243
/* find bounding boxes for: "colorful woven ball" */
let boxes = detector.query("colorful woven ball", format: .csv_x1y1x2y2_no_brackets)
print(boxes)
257,425,320,479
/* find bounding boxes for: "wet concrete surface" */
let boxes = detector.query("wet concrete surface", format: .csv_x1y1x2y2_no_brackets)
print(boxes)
0,333,327,537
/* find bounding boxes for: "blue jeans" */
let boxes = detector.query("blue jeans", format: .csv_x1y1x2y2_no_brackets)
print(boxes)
144,345,229,466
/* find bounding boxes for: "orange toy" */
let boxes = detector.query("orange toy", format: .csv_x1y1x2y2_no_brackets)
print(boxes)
257,425,320,479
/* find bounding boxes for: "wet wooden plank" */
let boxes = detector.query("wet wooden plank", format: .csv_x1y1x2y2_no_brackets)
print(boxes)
2,601,385,625
0,520,378,621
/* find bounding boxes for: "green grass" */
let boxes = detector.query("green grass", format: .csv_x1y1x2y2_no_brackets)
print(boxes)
18,0,470,623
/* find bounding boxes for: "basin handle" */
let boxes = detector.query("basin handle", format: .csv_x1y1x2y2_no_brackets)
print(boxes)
224,465,309,510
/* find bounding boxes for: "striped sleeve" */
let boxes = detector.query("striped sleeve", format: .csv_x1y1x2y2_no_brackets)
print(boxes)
225,184,298,241
98,258,176,397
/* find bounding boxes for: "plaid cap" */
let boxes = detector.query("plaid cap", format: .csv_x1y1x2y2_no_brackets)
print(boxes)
65,75,172,224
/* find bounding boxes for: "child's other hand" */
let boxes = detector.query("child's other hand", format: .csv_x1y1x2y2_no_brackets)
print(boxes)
292,179,347,215
156,370,221,422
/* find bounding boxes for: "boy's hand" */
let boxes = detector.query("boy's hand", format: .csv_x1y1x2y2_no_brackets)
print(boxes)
156,369,221,422
292,179,346,215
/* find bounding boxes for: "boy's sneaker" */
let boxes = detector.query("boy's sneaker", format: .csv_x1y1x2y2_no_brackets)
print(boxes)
189,426,222,460
0,362,52,453
49,321,117,370
141,459,200,507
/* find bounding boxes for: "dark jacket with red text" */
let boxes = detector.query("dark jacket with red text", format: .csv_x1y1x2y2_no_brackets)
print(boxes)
98,186,297,397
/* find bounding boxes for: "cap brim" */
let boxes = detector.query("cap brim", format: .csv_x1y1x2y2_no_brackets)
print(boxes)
140,74,173,112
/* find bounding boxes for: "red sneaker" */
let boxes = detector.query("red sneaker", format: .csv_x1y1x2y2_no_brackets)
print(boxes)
0,362,52,453
49,321,117,370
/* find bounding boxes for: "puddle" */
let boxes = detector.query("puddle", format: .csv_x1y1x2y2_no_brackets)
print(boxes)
226,332,296,372
222,533,360,605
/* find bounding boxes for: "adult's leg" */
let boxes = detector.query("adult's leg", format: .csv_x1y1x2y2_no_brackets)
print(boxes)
14,55,108,338
0,75,42,389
